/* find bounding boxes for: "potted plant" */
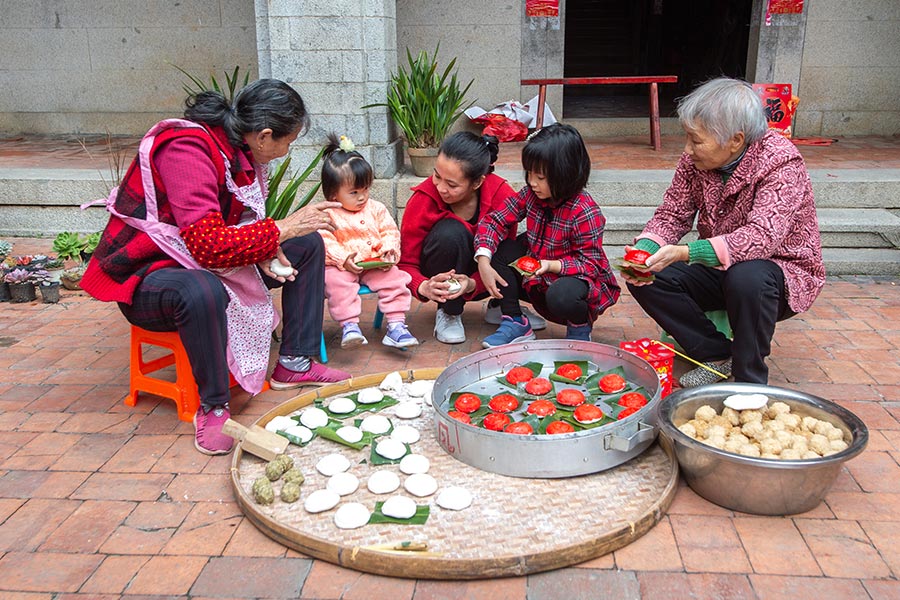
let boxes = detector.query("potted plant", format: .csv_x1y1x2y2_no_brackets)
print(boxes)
43,257,65,283
4,268,36,303
31,269,60,304
52,232,93,290
81,232,101,263
365,45,474,176
0,243,12,302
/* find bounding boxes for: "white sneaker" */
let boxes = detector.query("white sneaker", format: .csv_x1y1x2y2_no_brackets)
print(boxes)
340,322,368,348
434,308,466,344
484,301,546,331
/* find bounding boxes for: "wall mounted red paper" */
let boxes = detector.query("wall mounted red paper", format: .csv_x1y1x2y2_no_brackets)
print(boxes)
752,83,798,139
768,0,804,14
526,0,559,18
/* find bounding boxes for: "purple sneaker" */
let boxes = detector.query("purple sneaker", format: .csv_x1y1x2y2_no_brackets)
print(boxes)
193,405,234,456
270,362,352,390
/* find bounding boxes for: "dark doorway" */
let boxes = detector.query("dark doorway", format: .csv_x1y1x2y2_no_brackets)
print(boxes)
563,0,754,118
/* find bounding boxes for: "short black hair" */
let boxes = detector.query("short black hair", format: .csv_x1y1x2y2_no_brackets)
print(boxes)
438,131,500,181
521,123,591,202
320,133,374,200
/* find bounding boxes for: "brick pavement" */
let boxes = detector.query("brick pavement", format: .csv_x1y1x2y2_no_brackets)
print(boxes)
0,236,898,598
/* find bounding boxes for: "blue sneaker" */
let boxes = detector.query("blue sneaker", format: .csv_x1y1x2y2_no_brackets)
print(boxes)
383,322,419,348
482,315,536,349
565,322,592,341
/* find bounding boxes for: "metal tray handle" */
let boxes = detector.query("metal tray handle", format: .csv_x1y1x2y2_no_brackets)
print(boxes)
604,421,656,452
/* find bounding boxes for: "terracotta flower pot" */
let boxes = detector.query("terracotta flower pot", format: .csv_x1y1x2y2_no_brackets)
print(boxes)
407,146,439,177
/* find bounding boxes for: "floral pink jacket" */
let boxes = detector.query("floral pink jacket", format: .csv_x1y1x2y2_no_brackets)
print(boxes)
638,131,825,313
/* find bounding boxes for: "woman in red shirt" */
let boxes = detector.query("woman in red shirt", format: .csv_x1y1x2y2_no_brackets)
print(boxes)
398,132,544,344
83,79,350,455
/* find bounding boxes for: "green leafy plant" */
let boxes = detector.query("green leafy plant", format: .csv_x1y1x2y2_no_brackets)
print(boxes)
364,45,474,148
0,240,12,259
171,63,251,106
265,149,325,220
52,232,88,263
83,232,101,255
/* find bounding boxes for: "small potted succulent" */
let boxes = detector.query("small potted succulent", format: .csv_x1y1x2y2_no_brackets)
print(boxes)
32,269,61,304
43,257,65,283
52,231,96,290
0,243,12,302
4,268,36,303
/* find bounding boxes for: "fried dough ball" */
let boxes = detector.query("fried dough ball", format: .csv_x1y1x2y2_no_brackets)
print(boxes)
766,401,791,419
738,444,761,457
780,448,802,460
721,407,741,426
689,419,710,438
801,416,820,432
791,436,809,454
741,420,765,441
695,405,718,422
764,419,787,433
761,453,779,459
760,438,783,456
703,435,727,450
774,430,794,447
803,450,821,459
809,434,830,456
728,431,750,444
825,426,845,442
739,409,763,425
829,439,849,453
724,438,745,454
678,422,698,438
707,424,728,440
776,412,801,430
709,415,734,432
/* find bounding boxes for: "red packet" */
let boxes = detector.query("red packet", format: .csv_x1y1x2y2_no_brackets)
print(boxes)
752,83,796,139
619,338,675,397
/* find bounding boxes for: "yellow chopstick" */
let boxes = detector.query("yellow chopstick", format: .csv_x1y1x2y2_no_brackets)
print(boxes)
651,340,728,380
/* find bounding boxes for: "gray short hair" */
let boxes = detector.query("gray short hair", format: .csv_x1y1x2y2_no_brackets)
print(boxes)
677,77,768,146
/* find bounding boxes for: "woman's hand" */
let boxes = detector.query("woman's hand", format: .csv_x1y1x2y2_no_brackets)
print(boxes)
644,244,689,272
418,270,464,302
259,246,297,283
343,253,364,274
477,256,506,300
275,201,342,242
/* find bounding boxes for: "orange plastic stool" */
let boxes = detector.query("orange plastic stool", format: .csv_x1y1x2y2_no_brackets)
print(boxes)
125,325,267,422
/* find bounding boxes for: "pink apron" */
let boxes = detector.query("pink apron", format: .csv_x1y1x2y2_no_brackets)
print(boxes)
86,119,276,394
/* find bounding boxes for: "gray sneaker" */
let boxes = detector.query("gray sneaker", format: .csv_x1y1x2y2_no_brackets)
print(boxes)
434,308,466,344
678,358,732,388
484,301,547,331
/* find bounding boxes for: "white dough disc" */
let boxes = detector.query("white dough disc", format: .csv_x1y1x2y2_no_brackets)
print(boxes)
316,453,351,476
407,379,433,398
723,393,769,411
391,424,420,445
304,489,340,513
381,495,417,519
374,438,407,460
335,425,364,444
334,502,371,529
404,473,438,497
357,388,384,405
399,453,430,475
379,371,404,392
328,397,356,414
327,472,360,496
394,401,422,419
282,424,313,444
445,279,462,294
264,415,296,433
269,258,294,277
366,470,401,494
436,486,473,510
299,407,329,430
360,414,391,435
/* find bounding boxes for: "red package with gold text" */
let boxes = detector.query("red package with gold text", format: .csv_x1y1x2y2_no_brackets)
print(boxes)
752,83,797,139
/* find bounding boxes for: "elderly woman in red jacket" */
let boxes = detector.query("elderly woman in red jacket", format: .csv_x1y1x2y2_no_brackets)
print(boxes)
624,77,825,387
82,79,350,455
399,132,546,344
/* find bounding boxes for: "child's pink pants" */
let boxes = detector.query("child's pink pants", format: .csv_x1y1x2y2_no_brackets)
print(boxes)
324,265,412,324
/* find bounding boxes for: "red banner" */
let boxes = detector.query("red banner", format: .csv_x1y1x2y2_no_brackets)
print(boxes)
526,0,559,18
768,0,804,14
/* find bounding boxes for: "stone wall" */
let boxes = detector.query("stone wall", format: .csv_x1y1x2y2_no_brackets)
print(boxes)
0,0,258,135
795,0,900,136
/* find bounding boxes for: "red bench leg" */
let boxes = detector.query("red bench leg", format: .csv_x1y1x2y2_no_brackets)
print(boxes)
536,85,547,130
649,82,661,151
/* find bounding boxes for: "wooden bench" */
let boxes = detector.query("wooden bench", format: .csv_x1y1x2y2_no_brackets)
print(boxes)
521,76,678,151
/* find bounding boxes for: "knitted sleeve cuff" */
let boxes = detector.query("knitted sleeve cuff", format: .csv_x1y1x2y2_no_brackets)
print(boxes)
634,238,660,254
688,239,721,267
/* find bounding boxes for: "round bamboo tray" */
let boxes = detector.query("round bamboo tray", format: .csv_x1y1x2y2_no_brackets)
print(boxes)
230,369,678,579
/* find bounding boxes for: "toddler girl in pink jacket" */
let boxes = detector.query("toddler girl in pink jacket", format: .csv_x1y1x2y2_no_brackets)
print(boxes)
318,134,418,349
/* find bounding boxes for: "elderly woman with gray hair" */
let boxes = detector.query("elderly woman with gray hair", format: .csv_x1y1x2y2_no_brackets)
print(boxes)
623,77,825,387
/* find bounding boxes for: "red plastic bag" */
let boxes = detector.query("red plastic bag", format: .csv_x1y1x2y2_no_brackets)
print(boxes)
752,83,798,139
472,113,528,143
619,338,675,397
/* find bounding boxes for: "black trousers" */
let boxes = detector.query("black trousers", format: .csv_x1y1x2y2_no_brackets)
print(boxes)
119,233,326,406
419,218,482,316
492,235,591,326
626,260,794,384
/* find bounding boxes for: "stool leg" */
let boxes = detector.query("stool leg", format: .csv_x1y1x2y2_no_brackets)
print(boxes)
320,332,328,363
536,85,547,130
373,308,384,330
649,82,661,151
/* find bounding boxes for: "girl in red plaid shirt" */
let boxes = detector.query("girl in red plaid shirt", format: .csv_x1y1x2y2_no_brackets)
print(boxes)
474,124,620,347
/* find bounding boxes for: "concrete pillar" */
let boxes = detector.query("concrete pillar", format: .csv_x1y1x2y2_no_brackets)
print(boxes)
746,0,808,88
520,0,566,117
254,0,402,177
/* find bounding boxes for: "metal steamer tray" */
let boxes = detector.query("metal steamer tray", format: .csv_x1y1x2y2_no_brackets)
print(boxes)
432,340,662,478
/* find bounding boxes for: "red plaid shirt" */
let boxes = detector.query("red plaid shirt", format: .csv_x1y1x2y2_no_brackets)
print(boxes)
474,187,620,320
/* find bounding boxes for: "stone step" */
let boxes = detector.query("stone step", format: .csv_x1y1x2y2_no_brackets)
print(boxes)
599,207,900,249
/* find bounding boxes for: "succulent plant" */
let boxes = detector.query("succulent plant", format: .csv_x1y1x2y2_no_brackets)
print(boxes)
4,268,33,284
0,240,12,258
